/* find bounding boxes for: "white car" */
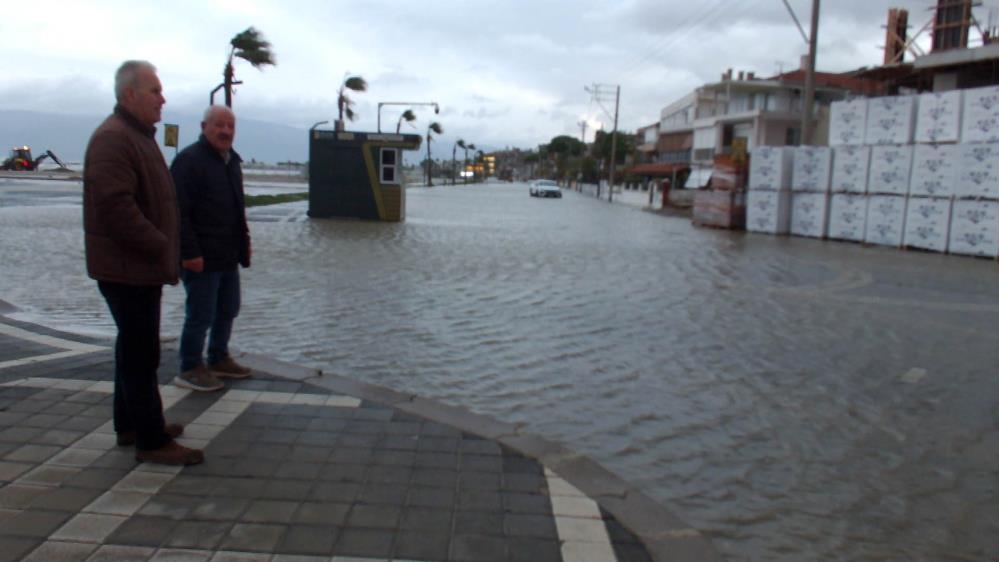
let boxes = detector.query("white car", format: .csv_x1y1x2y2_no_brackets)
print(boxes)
529,179,562,198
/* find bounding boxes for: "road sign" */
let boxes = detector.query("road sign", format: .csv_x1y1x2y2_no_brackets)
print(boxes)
164,124,179,148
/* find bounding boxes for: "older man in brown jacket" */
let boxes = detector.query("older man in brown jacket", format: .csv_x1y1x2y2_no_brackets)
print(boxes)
83,60,203,465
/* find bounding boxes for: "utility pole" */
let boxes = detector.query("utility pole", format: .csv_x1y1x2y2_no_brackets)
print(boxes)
578,120,588,143
584,83,621,202
801,0,820,146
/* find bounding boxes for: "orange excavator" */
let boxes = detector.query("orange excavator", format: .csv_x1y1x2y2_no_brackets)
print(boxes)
1,146,66,171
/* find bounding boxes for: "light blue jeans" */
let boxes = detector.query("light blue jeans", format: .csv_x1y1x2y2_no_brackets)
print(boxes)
179,267,240,373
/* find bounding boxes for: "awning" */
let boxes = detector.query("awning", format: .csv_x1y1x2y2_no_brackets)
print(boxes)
686,167,712,188
629,163,689,177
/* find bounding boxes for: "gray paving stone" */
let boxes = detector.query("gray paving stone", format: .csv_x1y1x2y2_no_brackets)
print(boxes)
417,436,459,453
258,428,300,444
504,513,558,539
502,473,547,494
393,530,450,560
5,444,62,463
107,515,177,546
357,483,407,506
457,490,503,513
411,467,457,488
292,501,350,526
414,452,457,469
0,484,52,509
383,421,422,436
450,534,508,562
296,431,336,447
28,486,101,512
458,472,501,491
406,486,455,509
365,466,411,485
286,446,329,463
453,512,504,536
378,436,418,451
137,494,198,520
503,493,553,515
278,525,338,556
460,438,502,456
328,448,373,465
334,527,394,558
337,434,380,449
273,463,322,480
241,499,300,523
0,461,33,482
0,537,42,562
86,544,156,561
311,482,361,503
0,427,44,443
400,507,452,532
260,480,312,501
611,542,654,562
161,475,222,497
211,479,261,498
20,540,97,562
164,519,232,549
66,468,129,489
502,455,543,475
22,413,69,429
0,508,18,524
19,465,81,487
368,450,415,468
318,464,367,483
508,538,562,562
346,504,401,529
221,522,286,553
1,509,72,537
186,498,248,521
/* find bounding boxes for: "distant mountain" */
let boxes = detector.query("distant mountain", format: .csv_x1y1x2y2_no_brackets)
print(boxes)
0,109,309,165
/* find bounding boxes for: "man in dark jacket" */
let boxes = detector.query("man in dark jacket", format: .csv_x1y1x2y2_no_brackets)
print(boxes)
83,60,202,466
171,105,252,392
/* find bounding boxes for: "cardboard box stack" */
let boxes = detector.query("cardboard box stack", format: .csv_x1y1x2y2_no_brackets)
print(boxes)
746,146,792,234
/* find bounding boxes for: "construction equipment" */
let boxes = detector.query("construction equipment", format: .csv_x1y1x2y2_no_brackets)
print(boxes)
1,146,66,171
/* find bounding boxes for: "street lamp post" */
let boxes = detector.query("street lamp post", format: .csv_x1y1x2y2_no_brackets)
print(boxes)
377,101,440,133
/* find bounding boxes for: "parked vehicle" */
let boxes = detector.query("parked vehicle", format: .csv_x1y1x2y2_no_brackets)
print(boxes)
529,179,562,198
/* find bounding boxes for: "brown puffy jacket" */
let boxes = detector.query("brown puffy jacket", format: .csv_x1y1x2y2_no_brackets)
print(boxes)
83,106,179,286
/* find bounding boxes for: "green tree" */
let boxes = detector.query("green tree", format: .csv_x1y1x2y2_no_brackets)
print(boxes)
546,135,586,181
396,109,416,134
426,122,443,186
592,130,634,180
223,27,276,108
337,75,368,129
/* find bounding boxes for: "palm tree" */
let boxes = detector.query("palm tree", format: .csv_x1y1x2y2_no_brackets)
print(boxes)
395,109,416,134
464,143,476,184
223,27,275,108
336,75,368,131
453,139,465,185
426,122,443,187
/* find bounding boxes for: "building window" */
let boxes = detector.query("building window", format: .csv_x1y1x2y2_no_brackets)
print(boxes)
380,148,399,184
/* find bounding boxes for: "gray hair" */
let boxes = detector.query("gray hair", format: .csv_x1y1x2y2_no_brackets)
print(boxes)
202,105,235,122
114,60,156,101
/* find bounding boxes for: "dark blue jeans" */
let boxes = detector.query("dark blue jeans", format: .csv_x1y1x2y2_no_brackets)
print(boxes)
179,267,241,373
98,281,170,451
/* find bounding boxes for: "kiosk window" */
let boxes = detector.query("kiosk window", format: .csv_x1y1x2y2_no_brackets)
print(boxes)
380,148,399,184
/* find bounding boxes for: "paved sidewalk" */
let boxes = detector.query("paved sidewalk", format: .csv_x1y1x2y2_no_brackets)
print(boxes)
0,315,719,562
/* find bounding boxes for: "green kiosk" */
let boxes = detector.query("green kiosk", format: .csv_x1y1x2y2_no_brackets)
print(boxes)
308,131,422,222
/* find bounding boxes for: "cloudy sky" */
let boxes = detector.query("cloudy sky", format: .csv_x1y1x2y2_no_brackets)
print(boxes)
1,0,995,153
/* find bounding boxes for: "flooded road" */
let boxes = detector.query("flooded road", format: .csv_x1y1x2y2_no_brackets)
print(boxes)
2,178,998,560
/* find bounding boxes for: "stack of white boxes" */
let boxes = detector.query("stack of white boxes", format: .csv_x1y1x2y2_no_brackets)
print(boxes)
746,146,792,234
828,146,869,241
746,86,999,260
790,146,832,237
951,85,999,256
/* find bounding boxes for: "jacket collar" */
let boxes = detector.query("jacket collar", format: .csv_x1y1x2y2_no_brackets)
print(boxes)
197,134,242,164
113,104,156,138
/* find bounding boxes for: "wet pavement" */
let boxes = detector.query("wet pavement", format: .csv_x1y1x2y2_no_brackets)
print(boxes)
0,315,706,561
2,177,999,560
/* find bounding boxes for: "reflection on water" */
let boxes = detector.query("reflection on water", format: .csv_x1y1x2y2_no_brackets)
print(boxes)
2,182,999,560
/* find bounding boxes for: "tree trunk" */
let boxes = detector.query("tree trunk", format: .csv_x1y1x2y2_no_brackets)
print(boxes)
224,62,234,108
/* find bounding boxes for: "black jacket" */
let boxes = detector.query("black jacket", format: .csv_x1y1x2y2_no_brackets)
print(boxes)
170,135,250,272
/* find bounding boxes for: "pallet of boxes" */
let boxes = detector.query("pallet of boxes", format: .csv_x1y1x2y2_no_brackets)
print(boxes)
747,84,999,259
692,149,748,229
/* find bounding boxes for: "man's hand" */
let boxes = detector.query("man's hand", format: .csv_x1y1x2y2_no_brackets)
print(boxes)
182,257,204,272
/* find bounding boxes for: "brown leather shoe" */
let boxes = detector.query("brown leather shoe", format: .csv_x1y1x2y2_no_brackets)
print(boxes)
209,356,252,379
135,441,204,466
117,423,185,447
